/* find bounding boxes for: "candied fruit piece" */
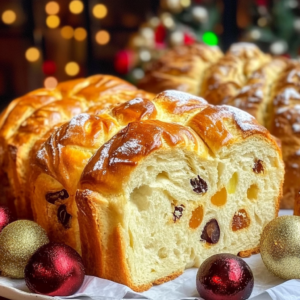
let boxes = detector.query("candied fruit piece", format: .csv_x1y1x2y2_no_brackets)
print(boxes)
173,205,184,222
189,206,204,229
211,187,227,206
253,160,264,174
232,209,250,231
45,189,69,204
227,172,238,194
190,175,208,194
201,219,220,244
57,205,72,229
247,184,259,200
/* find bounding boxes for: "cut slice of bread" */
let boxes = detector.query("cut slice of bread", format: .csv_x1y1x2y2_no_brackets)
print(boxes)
75,91,284,291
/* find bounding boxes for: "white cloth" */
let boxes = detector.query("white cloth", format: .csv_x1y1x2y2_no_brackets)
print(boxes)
0,210,294,300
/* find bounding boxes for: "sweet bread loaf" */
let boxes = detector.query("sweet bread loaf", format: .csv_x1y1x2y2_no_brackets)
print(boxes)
75,90,283,291
138,42,298,209
29,93,202,254
139,43,223,95
0,75,152,219
0,80,283,291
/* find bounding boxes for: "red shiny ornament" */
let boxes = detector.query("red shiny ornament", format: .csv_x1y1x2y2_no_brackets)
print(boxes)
25,243,85,296
196,253,254,300
0,205,15,232
42,61,57,75
184,33,196,45
155,24,166,45
114,50,133,74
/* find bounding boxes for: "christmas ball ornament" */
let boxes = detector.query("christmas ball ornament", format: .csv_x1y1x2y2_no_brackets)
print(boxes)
0,205,15,232
0,220,49,278
25,243,85,296
196,253,254,300
260,216,300,279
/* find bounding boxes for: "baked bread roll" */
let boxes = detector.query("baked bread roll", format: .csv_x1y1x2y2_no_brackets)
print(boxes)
75,90,284,291
0,74,152,219
138,42,300,209
139,43,223,95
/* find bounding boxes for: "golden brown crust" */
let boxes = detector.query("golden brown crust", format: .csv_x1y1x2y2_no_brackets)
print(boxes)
202,44,271,105
0,75,144,218
238,246,260,258
138,43,223,95
80,120,201,195
188,105,278,154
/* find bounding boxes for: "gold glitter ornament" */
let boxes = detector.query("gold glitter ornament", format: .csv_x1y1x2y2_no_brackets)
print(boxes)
0,220,49,278
260,216,300,279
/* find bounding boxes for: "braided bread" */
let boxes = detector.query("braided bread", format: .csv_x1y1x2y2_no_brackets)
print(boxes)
138,42,299,209
0,75,153,219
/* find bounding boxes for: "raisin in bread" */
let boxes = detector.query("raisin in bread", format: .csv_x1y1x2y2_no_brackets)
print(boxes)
138,42,299,209
74,90,284,291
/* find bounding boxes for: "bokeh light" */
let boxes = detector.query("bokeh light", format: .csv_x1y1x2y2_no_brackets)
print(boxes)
180,0,191,8
44,77,58,89
95,30,110,45
2,10,16,25
92,4,108,19
69,1,84,14
74,27,87,41
61,26,74,39
202,31,218,46
25,48,40,62
45,2,60,15
65,62,80,76
46,15,60,28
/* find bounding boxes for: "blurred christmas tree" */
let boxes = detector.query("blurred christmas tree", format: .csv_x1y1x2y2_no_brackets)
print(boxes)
114,0,222,83
239,0,300,57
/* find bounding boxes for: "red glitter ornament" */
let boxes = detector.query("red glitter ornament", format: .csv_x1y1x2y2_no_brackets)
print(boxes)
196,253,254,300
0,205,15,232
25,243,85,296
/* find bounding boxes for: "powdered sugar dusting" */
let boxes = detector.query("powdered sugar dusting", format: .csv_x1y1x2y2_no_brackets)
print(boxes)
68,113,91,127
274,88,300,106
115,139,142,155
287,69,300,83
163,90,207,105
228,43,258,55
292,124,300,133
223,105,258,131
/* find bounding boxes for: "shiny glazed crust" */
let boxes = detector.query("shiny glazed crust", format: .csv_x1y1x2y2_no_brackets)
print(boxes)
0,74,153,219
76,90,284,291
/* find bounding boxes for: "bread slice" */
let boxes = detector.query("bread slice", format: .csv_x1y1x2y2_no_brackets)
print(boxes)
75,91,284,291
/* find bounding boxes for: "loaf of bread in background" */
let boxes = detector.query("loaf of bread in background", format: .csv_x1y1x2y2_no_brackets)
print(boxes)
138,42,298,209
